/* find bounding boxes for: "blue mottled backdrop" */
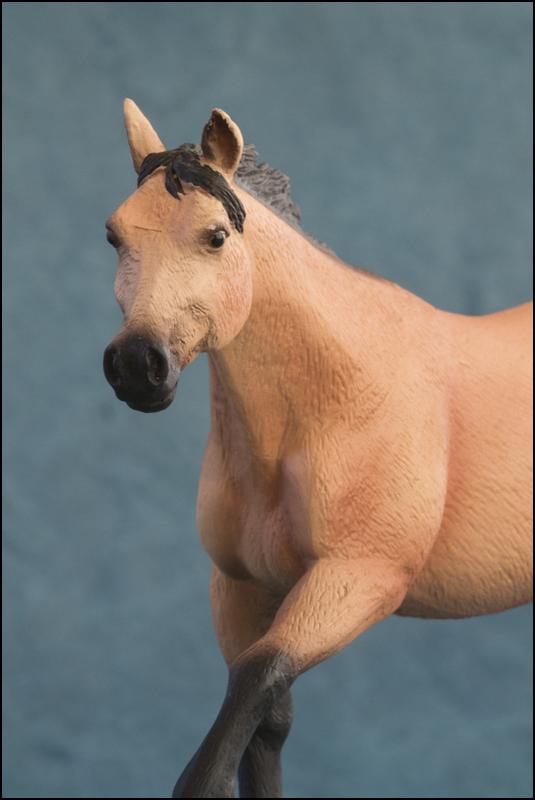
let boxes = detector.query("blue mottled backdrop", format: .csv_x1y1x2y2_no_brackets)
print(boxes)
3,3,533,798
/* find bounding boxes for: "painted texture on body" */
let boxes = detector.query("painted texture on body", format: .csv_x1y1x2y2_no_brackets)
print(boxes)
103,100,533,798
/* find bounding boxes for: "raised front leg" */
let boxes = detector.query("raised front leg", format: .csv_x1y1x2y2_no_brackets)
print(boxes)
172,557,410,798
238,689,292,799
174,568,290,798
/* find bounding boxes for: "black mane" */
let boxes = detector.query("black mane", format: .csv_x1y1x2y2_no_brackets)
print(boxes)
137,143,302,236
235,144,301,230
138,144,246,232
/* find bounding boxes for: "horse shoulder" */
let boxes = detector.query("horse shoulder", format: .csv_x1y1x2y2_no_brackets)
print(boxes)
287,378,451,577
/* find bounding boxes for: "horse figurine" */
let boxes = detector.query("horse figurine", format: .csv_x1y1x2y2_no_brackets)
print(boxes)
103,99,533,798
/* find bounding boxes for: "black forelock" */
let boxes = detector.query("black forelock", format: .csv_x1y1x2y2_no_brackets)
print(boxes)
137,144,246,233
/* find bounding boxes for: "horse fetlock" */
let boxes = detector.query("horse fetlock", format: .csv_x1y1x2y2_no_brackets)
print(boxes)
254,689,293,750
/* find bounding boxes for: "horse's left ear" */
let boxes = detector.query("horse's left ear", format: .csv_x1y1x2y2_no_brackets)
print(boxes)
201,108,244,179
123,98,167,174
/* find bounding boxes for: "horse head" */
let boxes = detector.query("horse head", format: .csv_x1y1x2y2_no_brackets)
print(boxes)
103,100,253,412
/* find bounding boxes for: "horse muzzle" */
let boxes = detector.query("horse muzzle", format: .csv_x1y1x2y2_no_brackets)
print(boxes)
103,335,180,413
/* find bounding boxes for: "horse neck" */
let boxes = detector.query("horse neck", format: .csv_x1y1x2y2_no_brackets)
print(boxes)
207,190,406,470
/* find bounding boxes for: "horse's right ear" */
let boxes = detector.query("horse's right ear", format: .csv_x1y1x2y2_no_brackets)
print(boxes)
123,98,166,174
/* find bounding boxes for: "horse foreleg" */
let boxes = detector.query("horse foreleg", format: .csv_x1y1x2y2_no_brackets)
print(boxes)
212,570,293,798
172,567,288,798
238,689,293,799
172,557,410,798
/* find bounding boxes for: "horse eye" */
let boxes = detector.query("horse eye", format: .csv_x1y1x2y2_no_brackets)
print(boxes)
210,230,227,249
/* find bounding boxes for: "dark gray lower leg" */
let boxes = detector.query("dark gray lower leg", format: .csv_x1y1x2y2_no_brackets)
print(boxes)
238,690,293,799
172,648,296,798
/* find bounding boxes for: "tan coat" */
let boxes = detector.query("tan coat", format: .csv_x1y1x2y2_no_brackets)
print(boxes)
105,100,533,798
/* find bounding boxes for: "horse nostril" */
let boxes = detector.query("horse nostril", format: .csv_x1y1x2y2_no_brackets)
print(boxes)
145,345,169,386
103,345,121,388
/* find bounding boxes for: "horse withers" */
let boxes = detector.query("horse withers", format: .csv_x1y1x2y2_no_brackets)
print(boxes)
103,99,533,798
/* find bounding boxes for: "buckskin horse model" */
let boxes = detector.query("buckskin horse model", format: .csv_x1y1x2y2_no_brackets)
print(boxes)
103,99,533,798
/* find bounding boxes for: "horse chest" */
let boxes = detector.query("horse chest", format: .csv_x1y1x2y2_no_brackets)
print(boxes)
196,452,307,593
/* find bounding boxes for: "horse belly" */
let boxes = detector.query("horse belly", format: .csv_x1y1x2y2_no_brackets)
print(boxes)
398,467,532,619
397,510,532,619
401,419,533,619
398,320,533,619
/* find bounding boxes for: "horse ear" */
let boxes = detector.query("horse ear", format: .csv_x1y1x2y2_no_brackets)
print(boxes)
123,98,166,174
201,108,244,178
